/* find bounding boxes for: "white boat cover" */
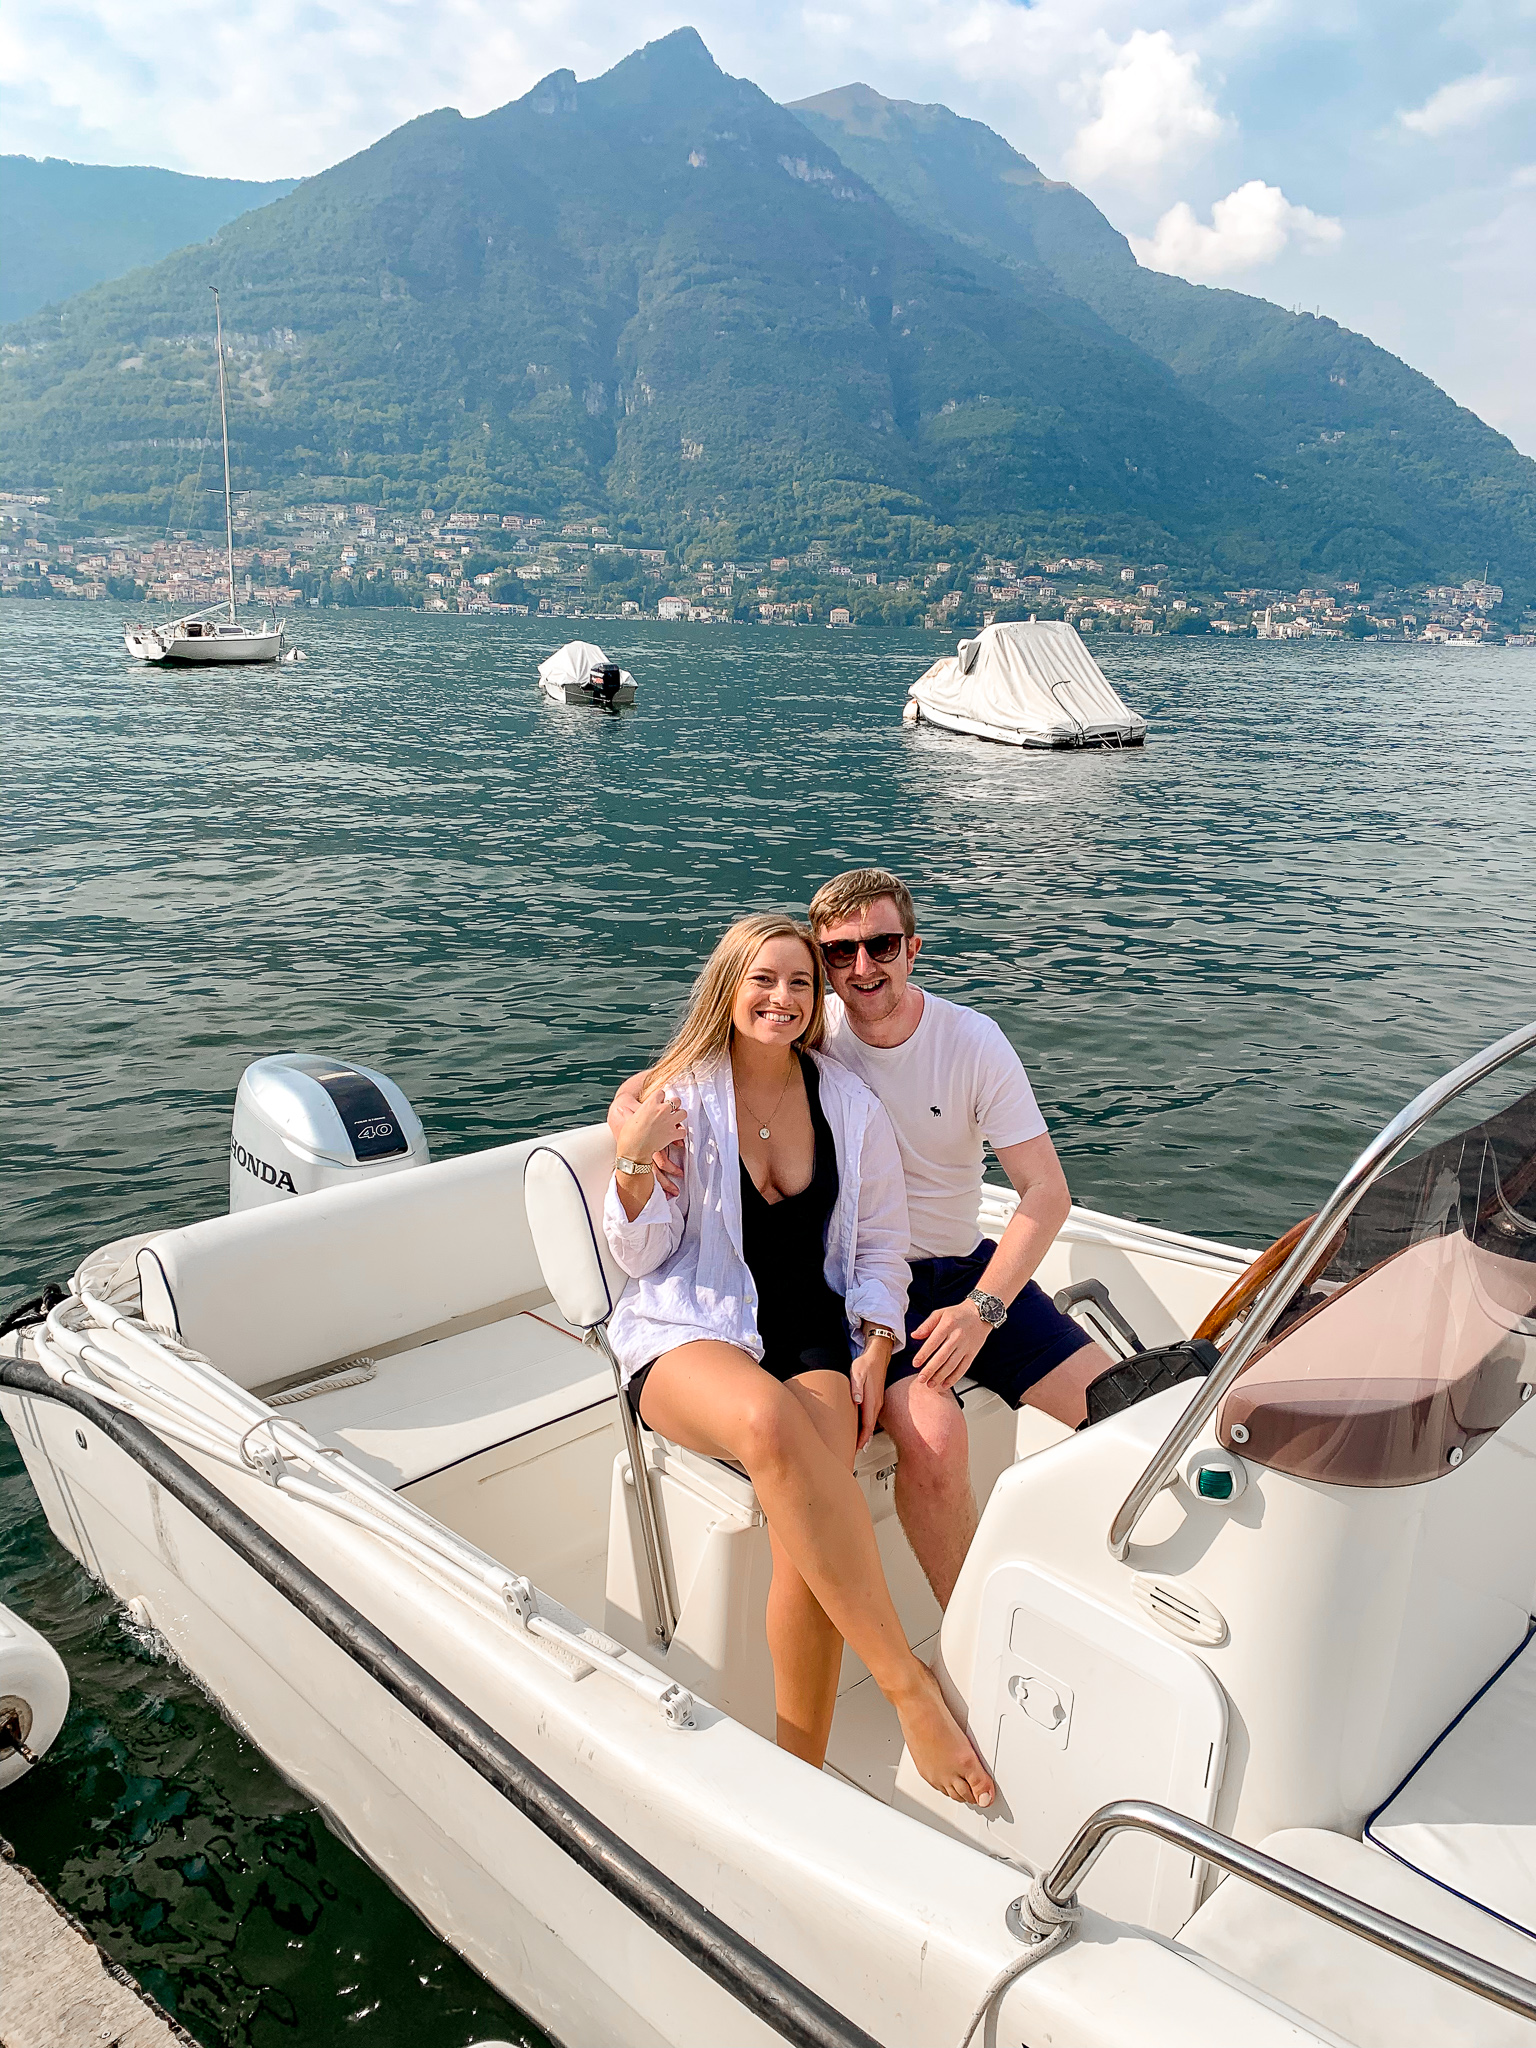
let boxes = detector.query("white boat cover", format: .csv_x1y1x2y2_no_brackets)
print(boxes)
907,621,1146,747
537,640,634,696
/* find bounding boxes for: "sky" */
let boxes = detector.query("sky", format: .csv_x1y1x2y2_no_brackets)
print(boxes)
3,1,1533,455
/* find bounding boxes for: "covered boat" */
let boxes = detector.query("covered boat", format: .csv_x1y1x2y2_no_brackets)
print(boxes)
538,640,637,708
904,621,1146,749
3,1024,1536,2048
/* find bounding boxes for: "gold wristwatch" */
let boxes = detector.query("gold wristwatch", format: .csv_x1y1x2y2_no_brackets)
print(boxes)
616,1156,655,1177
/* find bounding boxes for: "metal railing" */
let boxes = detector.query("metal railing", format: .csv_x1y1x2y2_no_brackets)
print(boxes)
1108,1017,1536,1559
1028,1799,1536,2023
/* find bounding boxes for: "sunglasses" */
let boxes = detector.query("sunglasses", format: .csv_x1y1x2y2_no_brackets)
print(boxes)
819,932,908,970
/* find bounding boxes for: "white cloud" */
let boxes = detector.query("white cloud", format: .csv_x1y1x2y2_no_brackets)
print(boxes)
1398,71,1523,138
1065,29,1229,185
1132,180,1343,278
0,0,666,178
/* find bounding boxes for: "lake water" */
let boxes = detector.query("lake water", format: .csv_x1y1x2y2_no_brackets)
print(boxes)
3,600,1533,2043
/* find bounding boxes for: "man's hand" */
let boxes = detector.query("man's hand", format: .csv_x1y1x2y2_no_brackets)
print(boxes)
608,1069,682,1194
849,1340,892,1451
910,1298,993,1391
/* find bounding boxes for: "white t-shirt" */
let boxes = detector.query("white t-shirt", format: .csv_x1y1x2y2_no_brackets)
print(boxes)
823,990,1047,1259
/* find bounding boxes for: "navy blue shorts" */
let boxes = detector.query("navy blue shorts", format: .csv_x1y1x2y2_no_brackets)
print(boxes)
886,1239,1093,1408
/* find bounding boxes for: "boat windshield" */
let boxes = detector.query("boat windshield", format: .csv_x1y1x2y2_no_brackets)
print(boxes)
1218,1052,1536,1486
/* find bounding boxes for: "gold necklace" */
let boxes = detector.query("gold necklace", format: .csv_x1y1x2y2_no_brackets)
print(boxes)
740,1059,796,1141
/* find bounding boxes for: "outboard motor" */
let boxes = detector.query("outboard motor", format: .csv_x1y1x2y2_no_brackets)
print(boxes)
230,1052,428,1214
583,663,623,706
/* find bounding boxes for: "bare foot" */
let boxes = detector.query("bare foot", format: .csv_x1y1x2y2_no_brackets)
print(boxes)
892,1661,995,1807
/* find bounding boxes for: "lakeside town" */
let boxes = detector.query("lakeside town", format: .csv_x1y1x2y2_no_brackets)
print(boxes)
1,490,1529,644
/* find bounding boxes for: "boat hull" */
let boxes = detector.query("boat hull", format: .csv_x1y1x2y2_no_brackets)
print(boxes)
125,623,285,665
0,1381,704,2046
0,1376,1046,2048
541,679,637,706
907,701,1145,749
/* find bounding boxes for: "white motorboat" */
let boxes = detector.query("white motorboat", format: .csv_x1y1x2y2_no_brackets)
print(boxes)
124,288,284,668
904,621,1146,749
3,1025,1535,2048
538,639,636,707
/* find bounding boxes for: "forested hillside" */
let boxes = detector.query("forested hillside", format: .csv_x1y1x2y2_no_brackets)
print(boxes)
2,31,1530,595
0,157,298,324
790,84,1536,592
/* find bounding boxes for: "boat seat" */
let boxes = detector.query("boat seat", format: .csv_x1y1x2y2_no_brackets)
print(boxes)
1366,1627,1536,1938
135,1122,616,1392
256,1306,610,1488
1179,1826,1536,2047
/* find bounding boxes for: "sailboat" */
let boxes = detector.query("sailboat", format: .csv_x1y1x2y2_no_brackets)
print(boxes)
123,288,285,666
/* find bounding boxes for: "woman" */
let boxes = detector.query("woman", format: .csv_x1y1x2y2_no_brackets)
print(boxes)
606,912,994,1807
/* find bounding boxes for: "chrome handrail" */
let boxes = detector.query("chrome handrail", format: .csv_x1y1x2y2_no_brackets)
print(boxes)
1108,1017,1536,1559
1032,1798,1536,2022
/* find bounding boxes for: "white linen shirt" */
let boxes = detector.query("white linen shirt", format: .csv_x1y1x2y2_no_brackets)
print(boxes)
602,1050,910,1385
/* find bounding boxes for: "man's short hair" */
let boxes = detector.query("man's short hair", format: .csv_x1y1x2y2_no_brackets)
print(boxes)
808,867,917,938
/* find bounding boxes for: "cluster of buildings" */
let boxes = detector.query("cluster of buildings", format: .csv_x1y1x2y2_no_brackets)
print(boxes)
1,492,1529,643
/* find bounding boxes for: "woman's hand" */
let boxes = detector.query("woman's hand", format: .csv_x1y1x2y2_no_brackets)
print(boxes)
617,1089,686,1167
610,1073,684,1195
613,1091,687,1219
849,1334,893,1452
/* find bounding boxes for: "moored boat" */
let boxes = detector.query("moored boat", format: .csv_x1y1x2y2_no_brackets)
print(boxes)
123,288,285,668
124,615,285,664
2,1024,1534,2047
903,621,1146,749
538,639,637,707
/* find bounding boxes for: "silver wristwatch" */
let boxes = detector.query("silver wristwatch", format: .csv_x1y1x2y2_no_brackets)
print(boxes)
966,1287,1007,1329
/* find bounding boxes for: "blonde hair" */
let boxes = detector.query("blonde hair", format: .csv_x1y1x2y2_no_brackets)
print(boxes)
808,866,917,938
645,914,826,1095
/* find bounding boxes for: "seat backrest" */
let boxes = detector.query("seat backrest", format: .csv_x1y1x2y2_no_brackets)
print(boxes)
523,1145,628,1328
137,1123,615,1389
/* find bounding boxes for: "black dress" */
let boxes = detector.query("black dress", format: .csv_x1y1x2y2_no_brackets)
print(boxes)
739,1057,852,1383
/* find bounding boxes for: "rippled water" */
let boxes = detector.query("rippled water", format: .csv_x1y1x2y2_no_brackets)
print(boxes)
3,600,1533,2041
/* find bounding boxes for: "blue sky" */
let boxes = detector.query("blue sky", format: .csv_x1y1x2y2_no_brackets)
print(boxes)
4,1,1532,453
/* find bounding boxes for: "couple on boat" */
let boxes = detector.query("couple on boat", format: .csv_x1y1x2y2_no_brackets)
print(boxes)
604,868,1112,1808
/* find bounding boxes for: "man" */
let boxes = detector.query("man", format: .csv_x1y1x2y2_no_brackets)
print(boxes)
805,868,1110,1606
608,866,1110,1608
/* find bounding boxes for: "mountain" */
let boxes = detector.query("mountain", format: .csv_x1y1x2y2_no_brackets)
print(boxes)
789,84,1536,593
0,156,300,325
2,33,1531,597
0,32,1276,566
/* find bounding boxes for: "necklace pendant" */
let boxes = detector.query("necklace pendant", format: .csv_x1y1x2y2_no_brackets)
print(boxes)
758,1125,771,1140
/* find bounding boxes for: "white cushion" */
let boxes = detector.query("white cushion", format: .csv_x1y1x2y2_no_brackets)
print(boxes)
523,1142,626,1328
1181,1827,1536,2047
1367,1630,1536,1937
137,1123,614,1389
286,1308,609,1487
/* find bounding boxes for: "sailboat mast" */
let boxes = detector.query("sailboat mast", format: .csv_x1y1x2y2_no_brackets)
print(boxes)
211,287,236,623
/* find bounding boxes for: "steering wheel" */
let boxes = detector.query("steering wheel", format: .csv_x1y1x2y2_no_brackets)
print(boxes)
1193,1212,1345,1347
